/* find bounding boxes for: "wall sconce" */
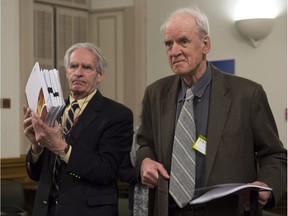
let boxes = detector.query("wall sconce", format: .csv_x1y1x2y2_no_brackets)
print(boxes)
235,18,274,48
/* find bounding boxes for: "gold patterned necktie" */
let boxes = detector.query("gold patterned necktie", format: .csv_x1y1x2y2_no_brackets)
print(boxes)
169,88,196,208
65,100,79,133
53,100,79,193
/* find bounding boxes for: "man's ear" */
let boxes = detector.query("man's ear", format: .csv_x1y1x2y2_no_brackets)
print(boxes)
96,71,104,83
202,35,211,54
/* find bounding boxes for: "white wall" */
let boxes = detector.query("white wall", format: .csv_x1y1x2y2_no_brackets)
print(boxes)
0,0,21,157
146,0,287,147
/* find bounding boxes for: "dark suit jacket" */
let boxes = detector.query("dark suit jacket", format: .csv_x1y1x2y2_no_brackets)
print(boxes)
118,153,137,211
26,91,134,216
135,64,287,216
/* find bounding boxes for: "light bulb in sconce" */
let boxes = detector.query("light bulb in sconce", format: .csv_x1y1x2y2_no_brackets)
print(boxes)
235,18,274,48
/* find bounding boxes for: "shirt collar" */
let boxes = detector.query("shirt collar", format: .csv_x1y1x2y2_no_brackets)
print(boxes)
179,64,212,102
69,89,97,108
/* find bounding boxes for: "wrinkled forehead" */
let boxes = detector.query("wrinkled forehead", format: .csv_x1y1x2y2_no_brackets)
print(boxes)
164,14,197,39
70,48,97,65
165,13,197,32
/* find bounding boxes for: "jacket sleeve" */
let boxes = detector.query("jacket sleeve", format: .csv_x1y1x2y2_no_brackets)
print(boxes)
26,147,48,181
135,87,158,179
251,85,287,208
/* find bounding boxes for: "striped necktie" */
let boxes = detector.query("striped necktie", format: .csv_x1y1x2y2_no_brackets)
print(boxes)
65,100,79,133
53,100,79,194
169,88,196,208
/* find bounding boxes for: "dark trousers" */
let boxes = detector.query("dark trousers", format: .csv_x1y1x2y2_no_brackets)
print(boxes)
169,206,207,216
168,196,207,216
47,198,59,216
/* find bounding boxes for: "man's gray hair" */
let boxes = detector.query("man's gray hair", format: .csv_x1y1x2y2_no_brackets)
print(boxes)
64,42,108,73
160,7,210,40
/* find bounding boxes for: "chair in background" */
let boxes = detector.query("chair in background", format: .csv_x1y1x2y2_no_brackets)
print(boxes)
1,180,28,216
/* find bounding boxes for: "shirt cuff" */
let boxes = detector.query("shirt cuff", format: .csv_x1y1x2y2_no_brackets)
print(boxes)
31,148,44,163
61,145,72,164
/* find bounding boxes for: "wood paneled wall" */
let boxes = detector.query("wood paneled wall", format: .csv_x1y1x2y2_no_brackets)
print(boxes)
1,156,30,182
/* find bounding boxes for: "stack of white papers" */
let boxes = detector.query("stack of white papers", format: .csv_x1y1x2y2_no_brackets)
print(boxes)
190,183,272,205
25,62,65,126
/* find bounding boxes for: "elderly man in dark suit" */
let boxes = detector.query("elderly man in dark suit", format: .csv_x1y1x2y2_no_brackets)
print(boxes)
23,42,133,216
135,7,286,216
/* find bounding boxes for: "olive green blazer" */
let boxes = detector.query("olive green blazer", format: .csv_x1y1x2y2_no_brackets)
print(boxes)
136,64,286,216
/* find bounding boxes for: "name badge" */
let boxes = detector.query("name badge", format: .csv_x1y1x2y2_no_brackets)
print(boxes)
193,135,207,155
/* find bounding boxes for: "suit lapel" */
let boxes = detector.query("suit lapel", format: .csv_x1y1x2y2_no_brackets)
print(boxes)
70,91,102,141
159,76,181,171
205,69,231,185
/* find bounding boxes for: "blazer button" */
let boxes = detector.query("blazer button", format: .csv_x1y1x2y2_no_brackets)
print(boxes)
27,162,31,169
42,200,48,206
